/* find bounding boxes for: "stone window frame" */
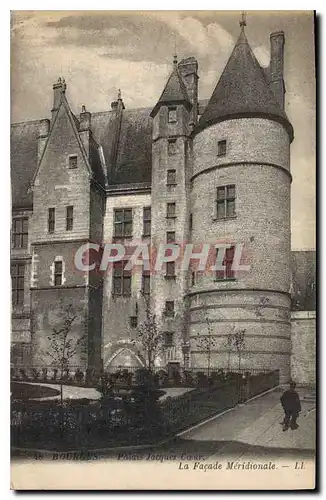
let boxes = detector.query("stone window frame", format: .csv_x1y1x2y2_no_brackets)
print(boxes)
12,217,28,249
168,107,177,123
130,316,138,328
143,207,151,237
214,245,236,281
66,205,74,231
164,331,174,347
167,138,177,156
50,256,66,287
68,154,78,169
48,207,55,233
165,261,176,279
166,169,177,186
112,261,132,297
11,262,25,306
113,208,133,239
142,269,150,295
164,300,175,317
166,231,176,244
166,202,176,219
217,139,227,157
214,184,236,220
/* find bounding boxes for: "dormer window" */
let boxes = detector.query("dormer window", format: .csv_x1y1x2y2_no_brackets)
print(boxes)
217,140,227,157
68,154,78,169
168,107,177,123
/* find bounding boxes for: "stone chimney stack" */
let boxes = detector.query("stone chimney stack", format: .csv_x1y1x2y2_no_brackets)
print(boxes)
269,31,285,109
51,77,66,122
79,105,92,131
178,57,199,126
110,88,125,111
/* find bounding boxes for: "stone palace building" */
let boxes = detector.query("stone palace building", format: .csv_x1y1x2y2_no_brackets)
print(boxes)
11,21,316,385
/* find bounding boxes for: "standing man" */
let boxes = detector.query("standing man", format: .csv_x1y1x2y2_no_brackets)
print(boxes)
280,381,302,431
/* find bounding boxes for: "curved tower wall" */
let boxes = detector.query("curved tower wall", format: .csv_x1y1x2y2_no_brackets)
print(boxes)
190,117,291,382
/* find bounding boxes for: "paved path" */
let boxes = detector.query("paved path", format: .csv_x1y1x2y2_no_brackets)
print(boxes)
174,387,315,460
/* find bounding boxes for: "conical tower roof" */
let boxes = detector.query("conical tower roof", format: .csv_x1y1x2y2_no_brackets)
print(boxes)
194,28,293,141
150,57,192,117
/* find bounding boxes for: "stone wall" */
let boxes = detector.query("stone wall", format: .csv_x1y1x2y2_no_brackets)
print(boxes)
291,311,316,387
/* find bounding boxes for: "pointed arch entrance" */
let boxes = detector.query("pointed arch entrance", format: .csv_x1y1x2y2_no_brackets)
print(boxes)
104,344,145,370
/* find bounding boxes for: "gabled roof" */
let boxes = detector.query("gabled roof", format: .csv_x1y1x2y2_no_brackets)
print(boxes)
194,29,293,141
150,60,192,117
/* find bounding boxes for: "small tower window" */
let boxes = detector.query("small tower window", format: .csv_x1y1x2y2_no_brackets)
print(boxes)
166,231,175,243
68,155,78,169
215,246,236,281
168,139,177,155
166,202,176,218
166,262,175,278
164,301,175,317
142,270,150,295
168,107,177,123
167,169,177,186
217,140,227,157
216,185,236,218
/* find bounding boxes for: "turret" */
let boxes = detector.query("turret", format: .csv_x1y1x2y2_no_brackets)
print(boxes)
189,16,293,382
150,55,192,369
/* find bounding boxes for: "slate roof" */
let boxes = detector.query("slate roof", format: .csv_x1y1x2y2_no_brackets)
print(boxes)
194,29,294,141
150,61,191,117
291,250,316,311
91,107,153,186
11,120,40,208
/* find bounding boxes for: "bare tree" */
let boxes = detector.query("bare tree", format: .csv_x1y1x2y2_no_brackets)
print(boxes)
196,315,218,377
226,332,233,372
133,292,164,372
230,328,246,372
42,304,85,406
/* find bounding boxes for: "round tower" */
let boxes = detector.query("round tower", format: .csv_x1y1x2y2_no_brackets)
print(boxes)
189,23,294,382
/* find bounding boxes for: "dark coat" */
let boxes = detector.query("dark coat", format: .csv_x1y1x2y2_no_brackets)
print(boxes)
280,389,301,413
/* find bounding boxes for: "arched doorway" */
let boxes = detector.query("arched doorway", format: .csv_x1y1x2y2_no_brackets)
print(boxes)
105,346,145,371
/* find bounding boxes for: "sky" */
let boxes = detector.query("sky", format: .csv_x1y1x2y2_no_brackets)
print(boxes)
10,10,315,249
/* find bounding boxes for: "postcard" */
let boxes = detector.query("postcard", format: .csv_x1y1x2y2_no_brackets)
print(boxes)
10,10,316,490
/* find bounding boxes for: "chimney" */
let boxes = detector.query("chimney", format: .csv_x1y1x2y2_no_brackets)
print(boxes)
110,88,125,111
110,89,125,178
37,119,50,161
79,105,92,131
178,57,199,126
269,31,285,109
78,105,92,155
51,77,66,121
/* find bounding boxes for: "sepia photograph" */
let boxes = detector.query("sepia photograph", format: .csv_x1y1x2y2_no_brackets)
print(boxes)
10,9,316,490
